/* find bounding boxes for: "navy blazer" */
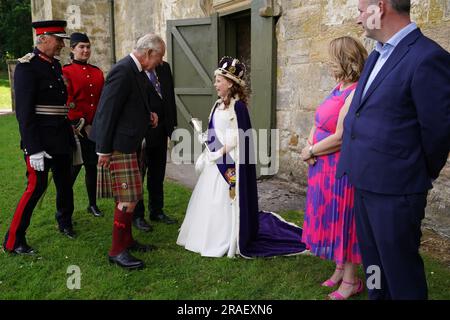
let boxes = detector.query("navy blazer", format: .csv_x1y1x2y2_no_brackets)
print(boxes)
156,61,177,137
337,29,450,194
90,55,152,154
145,61,178,147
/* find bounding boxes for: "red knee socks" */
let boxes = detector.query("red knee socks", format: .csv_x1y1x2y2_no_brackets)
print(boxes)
109,204,134,256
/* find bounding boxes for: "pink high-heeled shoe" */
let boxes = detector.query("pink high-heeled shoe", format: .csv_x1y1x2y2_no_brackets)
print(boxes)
321,266,344,287
327,278,364,300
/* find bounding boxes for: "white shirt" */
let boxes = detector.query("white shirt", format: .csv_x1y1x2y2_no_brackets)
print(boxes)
129,52,143,72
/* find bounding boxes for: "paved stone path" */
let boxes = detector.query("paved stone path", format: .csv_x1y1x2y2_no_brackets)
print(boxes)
0,109,13,115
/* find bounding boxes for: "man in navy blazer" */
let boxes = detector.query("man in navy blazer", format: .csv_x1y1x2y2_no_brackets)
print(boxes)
132,61,178,231
337,0,450,299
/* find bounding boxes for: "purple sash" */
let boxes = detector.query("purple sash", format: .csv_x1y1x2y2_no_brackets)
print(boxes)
207,103,236,198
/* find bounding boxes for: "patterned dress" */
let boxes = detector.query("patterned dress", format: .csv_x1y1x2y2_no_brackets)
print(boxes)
302,82,362,265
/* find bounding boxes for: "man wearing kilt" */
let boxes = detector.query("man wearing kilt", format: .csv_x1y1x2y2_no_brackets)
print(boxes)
90,34,161,270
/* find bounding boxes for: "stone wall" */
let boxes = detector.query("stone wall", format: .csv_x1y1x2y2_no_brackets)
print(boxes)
276,0,370,187
404,2,450,237
31,0,113,73
113,0,211,60
275,0,450,237
31,0,450,237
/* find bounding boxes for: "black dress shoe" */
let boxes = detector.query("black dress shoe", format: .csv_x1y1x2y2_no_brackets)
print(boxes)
108,251,144,270
127,240,157,253
59,227,76,239
87,205,103,217
150,212,177,225
133,217,153,232
11,243,36,255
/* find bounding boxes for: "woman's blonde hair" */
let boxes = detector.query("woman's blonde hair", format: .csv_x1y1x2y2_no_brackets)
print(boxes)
328,36,368,83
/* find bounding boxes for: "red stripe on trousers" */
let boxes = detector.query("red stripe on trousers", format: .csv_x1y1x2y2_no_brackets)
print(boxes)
5,156,37,250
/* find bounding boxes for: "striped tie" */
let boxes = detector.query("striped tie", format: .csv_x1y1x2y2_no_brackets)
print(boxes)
148,70,162,98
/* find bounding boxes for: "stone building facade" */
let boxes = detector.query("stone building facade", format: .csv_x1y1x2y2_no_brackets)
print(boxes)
30,0,450,237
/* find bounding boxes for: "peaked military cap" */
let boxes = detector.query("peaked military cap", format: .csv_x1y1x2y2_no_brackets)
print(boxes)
70,32,90,47
32,20,70,39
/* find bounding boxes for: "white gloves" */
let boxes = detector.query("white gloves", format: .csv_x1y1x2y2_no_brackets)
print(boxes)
195,148,224,176
29,151,52,171
197,132,208,145
195,152,207,176
206,149,224,162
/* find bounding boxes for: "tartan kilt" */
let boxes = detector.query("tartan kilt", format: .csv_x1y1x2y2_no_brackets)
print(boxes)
96,152,143,202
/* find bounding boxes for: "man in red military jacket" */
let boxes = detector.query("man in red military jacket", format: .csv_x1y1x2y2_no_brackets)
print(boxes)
63,32,105,217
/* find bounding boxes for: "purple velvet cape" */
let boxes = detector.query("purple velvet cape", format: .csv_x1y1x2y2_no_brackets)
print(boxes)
208,99,307,258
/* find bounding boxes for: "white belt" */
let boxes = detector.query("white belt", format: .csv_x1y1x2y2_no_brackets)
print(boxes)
35,104,69,116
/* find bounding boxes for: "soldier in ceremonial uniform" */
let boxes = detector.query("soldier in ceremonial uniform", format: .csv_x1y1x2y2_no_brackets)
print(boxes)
63,32,105,217
3,20,76,255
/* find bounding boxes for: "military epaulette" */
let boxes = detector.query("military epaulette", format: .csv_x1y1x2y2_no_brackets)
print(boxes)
18,53,36,63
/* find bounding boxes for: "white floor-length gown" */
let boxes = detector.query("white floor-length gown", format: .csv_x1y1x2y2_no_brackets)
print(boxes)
176,102,238,257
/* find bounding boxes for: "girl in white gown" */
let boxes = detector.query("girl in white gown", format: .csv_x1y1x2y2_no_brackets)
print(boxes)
177,57,306,258
177,102,237,257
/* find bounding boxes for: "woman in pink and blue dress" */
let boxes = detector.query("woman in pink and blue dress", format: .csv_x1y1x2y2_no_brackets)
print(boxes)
301,36,368,300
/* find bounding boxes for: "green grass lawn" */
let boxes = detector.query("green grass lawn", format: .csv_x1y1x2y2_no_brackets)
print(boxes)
0,114,449,300
0,71,12,110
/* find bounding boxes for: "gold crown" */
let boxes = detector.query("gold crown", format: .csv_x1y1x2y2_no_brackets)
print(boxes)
214,56,246,87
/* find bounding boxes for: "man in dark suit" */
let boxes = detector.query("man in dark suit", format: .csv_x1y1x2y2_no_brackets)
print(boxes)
90,33,162,270
132,61,178,231
337,0,450,299
3,20,76,255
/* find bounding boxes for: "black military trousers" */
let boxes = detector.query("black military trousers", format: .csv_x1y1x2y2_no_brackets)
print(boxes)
3,153,74,251
134,136,168,219
71,135,98,206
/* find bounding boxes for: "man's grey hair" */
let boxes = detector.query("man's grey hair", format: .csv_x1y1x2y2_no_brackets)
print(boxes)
134,33,165,53
370,0,410,15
